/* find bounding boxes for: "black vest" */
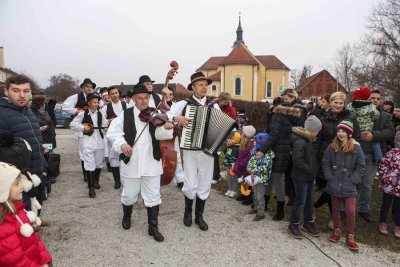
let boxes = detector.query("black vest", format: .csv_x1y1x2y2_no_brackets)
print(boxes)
152,93,161,108
76,92,88,108
82,110,104,138
122,107,161,161
106,101,127,119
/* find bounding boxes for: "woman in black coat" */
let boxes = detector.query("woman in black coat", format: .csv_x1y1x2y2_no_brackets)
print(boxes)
31,96,57,149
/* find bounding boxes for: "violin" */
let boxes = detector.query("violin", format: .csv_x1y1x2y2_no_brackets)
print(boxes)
139,107,169,127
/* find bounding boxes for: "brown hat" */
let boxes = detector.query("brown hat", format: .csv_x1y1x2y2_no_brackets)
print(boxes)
187,72,212,91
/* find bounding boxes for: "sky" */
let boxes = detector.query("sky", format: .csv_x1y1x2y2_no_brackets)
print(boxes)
0,0,378,89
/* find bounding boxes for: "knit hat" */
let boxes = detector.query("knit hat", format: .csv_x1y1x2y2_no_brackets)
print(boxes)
304,115,322,132
337,120,354,138
0,162,21,203
0,133,32,172
242,125,256,139
255,133,271,151
353,87,371,101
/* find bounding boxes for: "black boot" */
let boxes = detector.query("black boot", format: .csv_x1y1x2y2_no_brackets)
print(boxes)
111,167,121,189
93,168,101,189
195,196,208,231
183,196,193,227
122,204,133,230
86,171,96,198
106,162,112,172
147,206,164,242
81,161,87,182
264,195,270,211
273,201,285,221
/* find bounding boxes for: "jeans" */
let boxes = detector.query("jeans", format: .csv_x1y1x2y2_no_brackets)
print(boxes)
227,170,238,192
358,152,377,213
379,192,400,226
291,181,314,223
372,142,383,162
253,183,266,216
332,196,356,234
265,172,285,202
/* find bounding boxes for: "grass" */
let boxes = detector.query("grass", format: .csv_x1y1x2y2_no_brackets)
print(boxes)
213,167,400,253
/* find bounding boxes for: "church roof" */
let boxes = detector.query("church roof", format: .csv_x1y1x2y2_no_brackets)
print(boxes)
294,70,346,93
197,57,226,70
221,44,258,65
208,71,221,81
256,56,290,70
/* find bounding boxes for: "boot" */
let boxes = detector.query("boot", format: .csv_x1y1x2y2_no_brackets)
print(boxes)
346,233,359,251
93,168,101,189
288,223,303,239
106,162,112,172
329,227,342,243
86,171,96,198
81,161,87,182
147,206,164,242
302,221,321,237
273,201,285,221
122,204,133,230
195,196,208,231
264,195,270,211
183,196,193,227
111,167,121,189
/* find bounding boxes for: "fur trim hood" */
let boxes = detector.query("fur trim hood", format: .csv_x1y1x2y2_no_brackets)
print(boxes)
273,105,302,118
291,127,312,141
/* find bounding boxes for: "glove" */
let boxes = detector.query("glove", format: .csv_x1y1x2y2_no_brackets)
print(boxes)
237,177,244,183
229,168,236,177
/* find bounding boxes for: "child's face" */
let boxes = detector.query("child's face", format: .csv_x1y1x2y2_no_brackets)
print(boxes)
309,131,319,139
9,178,23,201
337,129,348,141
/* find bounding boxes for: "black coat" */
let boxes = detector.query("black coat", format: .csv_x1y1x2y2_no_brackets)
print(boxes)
290,127,319,182
32,108,57,148
261,105,301,173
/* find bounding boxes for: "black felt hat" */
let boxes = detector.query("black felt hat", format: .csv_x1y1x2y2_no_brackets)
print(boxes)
138,75,155,84
187,72,212,91
132,84,151,95
86,93,101,103
80,78,96,89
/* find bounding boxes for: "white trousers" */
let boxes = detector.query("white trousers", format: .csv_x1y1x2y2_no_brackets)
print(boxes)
103,135,109,157
173,138,185,183
182,150,214,200
82,147,104,171
121,175,161,207
107,138,120,167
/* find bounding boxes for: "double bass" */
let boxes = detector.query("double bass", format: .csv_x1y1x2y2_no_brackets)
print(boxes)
159,61,179,186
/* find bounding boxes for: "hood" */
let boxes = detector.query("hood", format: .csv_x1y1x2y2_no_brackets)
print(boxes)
0,97,27,112
292,98,306,110
274,105,302,118
290,127,312,145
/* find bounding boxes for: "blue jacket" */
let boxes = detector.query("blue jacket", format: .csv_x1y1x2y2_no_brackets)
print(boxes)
0,97,45,175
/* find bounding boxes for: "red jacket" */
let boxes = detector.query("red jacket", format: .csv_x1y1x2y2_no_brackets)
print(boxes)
220,105,237,120
0,202,52,267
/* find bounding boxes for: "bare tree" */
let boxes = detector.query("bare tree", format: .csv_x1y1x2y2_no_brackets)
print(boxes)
289,65,313,89
334,43,359,92
46,74,80,101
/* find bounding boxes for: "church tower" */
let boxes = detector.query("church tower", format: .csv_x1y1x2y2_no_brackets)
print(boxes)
233,15,245,47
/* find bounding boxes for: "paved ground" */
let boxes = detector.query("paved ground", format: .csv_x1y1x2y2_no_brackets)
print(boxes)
39,129,400,267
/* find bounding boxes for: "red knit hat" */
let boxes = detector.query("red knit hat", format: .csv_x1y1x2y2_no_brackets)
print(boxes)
353,87,371,101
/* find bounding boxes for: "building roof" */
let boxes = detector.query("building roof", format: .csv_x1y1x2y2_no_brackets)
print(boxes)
0,67,18,75
197,57,226,71
294,69,346,93
255,56,290,70
208,71,221,81
221,44,258,65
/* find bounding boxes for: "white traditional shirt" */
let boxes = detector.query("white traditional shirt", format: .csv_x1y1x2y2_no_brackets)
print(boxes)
107,105,173,178
167,95,220,121
101,100,124,119
63,92,89,115
149,93,162,109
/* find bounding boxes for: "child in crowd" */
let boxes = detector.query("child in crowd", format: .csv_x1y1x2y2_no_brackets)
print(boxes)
223,132,241,198
288,115,322,239
246,133,274,221
322,120,366,251
231,126,256,205
0,162,52,266
377,148,400,238
347,86,381,162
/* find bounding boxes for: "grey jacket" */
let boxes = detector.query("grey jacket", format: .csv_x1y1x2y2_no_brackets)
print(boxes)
322,142,366,198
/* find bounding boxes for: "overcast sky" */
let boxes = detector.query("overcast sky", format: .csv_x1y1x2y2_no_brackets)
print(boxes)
0,0,378,89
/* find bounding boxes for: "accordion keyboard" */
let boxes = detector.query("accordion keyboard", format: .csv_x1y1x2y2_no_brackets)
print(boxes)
180,105,197,149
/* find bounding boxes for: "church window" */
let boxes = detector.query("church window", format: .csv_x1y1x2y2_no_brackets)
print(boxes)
212,85,217,91
234,76,242,96
266,81,272,98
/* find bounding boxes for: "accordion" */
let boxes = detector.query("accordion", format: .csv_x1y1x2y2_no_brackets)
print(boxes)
180,105,237,156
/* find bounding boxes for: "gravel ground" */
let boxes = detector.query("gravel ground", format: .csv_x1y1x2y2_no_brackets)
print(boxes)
39,129,400,267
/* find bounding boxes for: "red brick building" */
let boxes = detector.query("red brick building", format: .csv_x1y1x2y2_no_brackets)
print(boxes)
294,70,347,101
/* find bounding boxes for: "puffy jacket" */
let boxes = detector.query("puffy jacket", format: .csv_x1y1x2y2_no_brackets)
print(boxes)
290,127,319,182
0,202,52,266
261,105,301,173
0,98,45,175
322,142,366,198
378,148,400,197
232,142,254,177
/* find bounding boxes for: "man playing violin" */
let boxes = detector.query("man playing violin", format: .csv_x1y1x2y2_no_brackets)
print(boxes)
167,72,220,231
107,84,174,242
101,86,127,189
63,78,96,182
70,93,108,198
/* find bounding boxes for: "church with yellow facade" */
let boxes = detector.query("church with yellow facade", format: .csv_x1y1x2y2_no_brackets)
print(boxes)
197,17,290,102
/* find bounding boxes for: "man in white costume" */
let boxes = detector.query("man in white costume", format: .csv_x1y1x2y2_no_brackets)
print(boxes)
167,72,220,231
107,84,174,242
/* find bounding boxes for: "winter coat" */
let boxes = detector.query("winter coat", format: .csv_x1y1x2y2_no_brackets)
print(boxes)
261,105,302,173
395,126,400,148
232,142,254,177
247,148,275,184
291,98,307,127
290,127,319,182
347,101,380,131
31,108,57,149
0,202,52,266
223,144,240,168
312,107,329,120
378,148,400,197
322,142,366,198
0,98,45,175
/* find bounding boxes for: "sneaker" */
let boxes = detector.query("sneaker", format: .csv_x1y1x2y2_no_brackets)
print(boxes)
358,212,373,223
329,228,341,243
374,172,380,180
236,195,246,201
253,214,265,221
228,191,237,198
346,233,359,251
224,190,232,196
395,226,400,239
288,223,303,239
379,222,388,235
302,221,321,237
211,177,222,185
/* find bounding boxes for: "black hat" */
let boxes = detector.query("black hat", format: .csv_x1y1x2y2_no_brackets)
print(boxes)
127,89,134,97
80,78,97,89
132,84,151,95
187,72,212,91
86,93,101,103
0,132,32,172
138,75,155,84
